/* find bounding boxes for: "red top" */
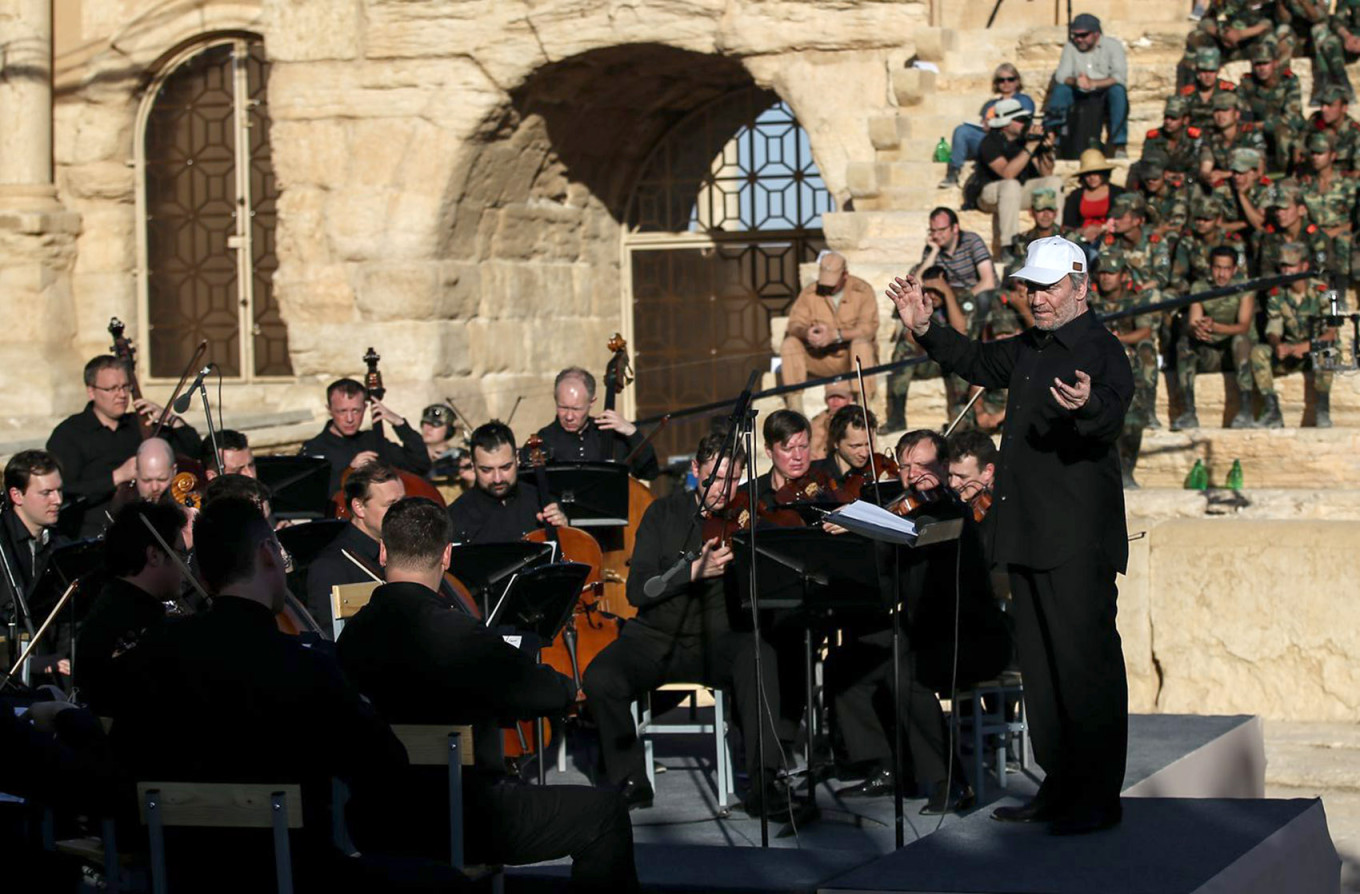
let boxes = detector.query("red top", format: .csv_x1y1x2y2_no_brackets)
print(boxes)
1080,191,1111,227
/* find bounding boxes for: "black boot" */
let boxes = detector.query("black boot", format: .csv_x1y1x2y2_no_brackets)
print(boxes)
1229,386,1255,429
1171,386,1198,431
1119,427,1143,489
938,165,960,189
920,778,977,815
1258,393,1283,429
836,766,895,799
1316,391,1332,428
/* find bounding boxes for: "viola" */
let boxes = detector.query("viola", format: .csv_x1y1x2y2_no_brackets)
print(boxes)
886,484,952,518
170,471,203,509
761,467,839,527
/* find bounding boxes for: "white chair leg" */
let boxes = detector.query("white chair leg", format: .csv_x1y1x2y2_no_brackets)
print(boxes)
714,688,729,808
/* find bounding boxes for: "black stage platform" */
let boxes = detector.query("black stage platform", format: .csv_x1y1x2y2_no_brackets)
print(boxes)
505,713,1340,893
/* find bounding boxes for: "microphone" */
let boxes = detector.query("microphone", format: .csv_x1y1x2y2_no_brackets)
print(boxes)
727,368,761,428
171,364,214,414
643,550,696,600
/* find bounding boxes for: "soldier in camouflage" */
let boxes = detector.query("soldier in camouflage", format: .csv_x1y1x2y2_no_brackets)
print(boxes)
1275,0,1329,76
1296,129,1358,282
1008,188,1063,260
1180,46,1240,131
1237,41,1305,172
1209,146,1272,235
1173,245,1259,430
886,265,971,431
1091,246,1162,484
1137,155,1194,252
1199,91,1267,186
1295,83,1360,173
1100,192,1173,295
1140,96,1206,183
1250,243,1338,426
1171,195,1250,294
1309,0,1360,104
1253,179,1332,277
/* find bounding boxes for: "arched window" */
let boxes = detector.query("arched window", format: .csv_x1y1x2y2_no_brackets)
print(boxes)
138,35,290,379
626,88,834,461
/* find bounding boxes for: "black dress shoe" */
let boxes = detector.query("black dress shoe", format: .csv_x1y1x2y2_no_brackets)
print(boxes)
991,798,1058,823
1049,804,1121,836
621,778,654,811
920,781,976,815
835,768,894,799
743,778,796,820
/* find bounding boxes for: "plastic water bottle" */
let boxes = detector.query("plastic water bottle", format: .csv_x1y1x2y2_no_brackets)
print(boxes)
934,137,950,163
1226,459,1244,491
1183,459,1208,490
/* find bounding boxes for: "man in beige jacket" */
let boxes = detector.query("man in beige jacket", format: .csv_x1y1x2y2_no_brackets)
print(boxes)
779,252,879,414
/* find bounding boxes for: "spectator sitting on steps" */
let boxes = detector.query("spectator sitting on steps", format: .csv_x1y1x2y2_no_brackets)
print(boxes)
939,63,1037,189
1047,13,1130,157
976,100,1065,268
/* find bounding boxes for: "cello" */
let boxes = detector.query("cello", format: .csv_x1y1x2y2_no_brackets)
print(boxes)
332,347,448,517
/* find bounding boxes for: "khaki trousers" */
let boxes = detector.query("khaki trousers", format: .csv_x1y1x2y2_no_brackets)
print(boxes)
979,175,1064,251
780,335,878,413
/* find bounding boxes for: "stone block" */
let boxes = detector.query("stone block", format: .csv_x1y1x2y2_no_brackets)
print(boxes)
867,115,903,151
269,120,352,189
891,67,936,107
488,203,587,263
264,0,362,62
53,99,132,167
71,207,134,275
912,27,953,62
274,186,333,267
355,262,443,321
845,161,879,199
477,259,578,320
718,1,927,56
273,263,356,326
60,161,134,202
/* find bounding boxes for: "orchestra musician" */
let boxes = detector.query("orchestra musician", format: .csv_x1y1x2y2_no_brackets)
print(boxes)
201,429,257,479
300,377,430,493
580,430,790,818
825,431,991,814
133,438,176,504
535,367,660,481
811,405,880,486
336,498,640,891
888,235,1133,835
47,355,201,537
305,462,405,639
74,502,189,715
1,450,67,627
753,409,817,506
446,421,566,543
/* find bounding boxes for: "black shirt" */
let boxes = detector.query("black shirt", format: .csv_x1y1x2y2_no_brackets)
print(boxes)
0,509,64,620
75,577,170,715
625,488,731,640
299,422,430,494
304,523,381,640
534,418,660,481
447,482,545,544
977,130,1040,185
337,580,576,772
46,403,201,537
917,308,1133,572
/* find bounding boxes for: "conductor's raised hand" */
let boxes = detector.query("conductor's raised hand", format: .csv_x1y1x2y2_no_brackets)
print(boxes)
886,274,933,336
1050,369,1092,411
692,536,733,580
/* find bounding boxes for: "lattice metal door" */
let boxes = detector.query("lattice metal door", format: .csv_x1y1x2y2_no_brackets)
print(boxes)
142,37,291,379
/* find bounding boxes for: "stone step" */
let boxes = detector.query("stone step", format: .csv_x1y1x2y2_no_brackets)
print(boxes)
937,0,1189,32
1124,488,1360,522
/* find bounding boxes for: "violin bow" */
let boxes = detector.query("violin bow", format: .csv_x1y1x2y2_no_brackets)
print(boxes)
623,414,670,466
152,340,208,438
340,549,384,583
943,387,986,438
138,511,207,612
1,580,78,688
853,356,886,508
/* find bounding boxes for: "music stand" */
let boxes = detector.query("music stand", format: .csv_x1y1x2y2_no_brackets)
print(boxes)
537,462,629,527
256,456,332,519
485,562,589,643
23,538,105,686
730,528,882,612
448,542,554,616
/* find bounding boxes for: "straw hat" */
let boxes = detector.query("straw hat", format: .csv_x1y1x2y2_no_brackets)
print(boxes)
1076,148,1114,176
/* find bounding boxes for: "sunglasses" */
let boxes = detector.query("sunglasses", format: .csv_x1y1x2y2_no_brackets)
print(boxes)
1070,31,1092,38
996,76,1018,83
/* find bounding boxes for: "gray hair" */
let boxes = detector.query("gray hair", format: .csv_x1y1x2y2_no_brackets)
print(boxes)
1069,272,1089,294
554,367,596,400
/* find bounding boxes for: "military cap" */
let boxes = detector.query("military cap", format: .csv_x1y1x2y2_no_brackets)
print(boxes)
1229,147,1261,172
1097,245,1129,272
1031,188,1059,211
1191,195,1222,219
1164,95,1191,118
1317,83,1350,105
1211,91,1240,111
1248,41,1276,64
1195,46,1223,70
1140,156,1167,179
1306,130,1338,153
1162,197,1190,226
1266,179,1302,208
1277,242,1308,266
1110,192,1147,217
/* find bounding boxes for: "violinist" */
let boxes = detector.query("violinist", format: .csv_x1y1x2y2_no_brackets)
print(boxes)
74,502,189,715
305,462,405,639
201,429,257,480
47,355,201,537
812,405,880,487
826,431,994,814
1,450,67,628
446,421,566,543
534,367,660,480
581,430,790,819
753,409,823,510
808,381,855,460
301,378,430,493
946,430,998,522
336,498,639,891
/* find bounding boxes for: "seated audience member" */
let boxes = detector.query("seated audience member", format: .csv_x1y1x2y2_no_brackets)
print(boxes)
886,265,973,432
779,251,879,414
337,497,639,891
1174,246,1257,431
809,381,856,460
1250,243,1336,428
1063,149,1127,243
1047,14,1131,156
976,101,1065,263
940,63,1036,188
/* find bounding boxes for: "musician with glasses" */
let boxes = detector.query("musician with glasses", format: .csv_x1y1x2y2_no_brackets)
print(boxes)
47,355,201,537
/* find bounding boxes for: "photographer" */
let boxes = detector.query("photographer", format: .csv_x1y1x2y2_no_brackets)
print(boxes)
976,99,1065,265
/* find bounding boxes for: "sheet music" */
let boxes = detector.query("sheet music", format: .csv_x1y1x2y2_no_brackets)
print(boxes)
827,500,918,544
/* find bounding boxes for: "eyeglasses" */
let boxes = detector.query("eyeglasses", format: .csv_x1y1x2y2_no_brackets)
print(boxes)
995,76,1018,83
92,384,132,394
1070,30,1092,38
928,224,954,234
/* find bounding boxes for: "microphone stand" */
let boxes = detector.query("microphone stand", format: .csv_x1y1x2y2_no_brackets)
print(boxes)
196,370,223,474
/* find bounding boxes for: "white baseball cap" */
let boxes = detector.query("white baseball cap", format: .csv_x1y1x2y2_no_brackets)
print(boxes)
1009,235,1087,285
988,98,1030,129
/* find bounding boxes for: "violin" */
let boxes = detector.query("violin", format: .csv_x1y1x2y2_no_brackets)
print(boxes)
886,484,952,518
761,467,839,527
968,488,993,523
170,471,203,509
833,452,901,504
700,488,753,547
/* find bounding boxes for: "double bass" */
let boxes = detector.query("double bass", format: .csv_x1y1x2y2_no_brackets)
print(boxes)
597,334,654,625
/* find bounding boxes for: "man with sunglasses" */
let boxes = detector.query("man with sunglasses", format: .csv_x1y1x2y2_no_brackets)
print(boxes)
1047,13,1130,157
47,355,201,537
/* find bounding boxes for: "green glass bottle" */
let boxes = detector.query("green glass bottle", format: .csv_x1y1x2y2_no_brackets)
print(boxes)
934,137,950,163
1226,459,1244,491
1184,459,1208,490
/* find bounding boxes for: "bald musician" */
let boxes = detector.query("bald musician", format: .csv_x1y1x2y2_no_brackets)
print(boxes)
535,367,659,480
133,439,176,504
301,378,429,493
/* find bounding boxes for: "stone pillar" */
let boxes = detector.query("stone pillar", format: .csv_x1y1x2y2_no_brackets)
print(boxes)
0,0,82,427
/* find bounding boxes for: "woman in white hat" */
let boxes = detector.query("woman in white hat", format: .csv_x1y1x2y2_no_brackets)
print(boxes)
1063,147,1126,242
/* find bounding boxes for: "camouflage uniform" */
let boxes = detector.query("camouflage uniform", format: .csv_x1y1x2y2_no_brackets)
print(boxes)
1183,2,1295,65
1180,74,1240,132
1199,97,1268,177
1296,90,1360,173
1142,96,1206,175
1310,0,1360,104
1253,179,1331,275
1100,194,1173,295
1296,131,1359,279
1171,198,1250,292
1091,248,1160,430
1138,156,1194,252
1236,43,1306,171
1209,148,1272,233
1175,274,1257,429
1250,282,1335,394
1275,0,1328,69
888,298,971,428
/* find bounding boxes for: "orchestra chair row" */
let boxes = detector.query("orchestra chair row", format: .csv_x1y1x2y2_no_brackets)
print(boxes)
330,580,381,639
632,683,735,810
949,671,1030,798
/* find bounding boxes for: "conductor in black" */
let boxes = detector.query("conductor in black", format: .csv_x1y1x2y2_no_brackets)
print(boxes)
888,235,1134,835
